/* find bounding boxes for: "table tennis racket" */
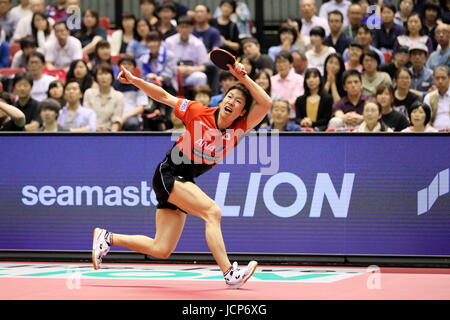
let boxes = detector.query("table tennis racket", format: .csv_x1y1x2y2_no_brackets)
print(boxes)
210,49,236,71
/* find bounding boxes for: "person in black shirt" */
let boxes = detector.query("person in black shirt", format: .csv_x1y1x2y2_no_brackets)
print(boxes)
210,0,241,56
393,67,420,118
324,10,351,55
380,45,410,80
12,72,41,131
0,92,25,131
376,83,409,131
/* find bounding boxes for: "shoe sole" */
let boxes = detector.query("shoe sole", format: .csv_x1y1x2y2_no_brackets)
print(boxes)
92,228,100,270
227,261,258,289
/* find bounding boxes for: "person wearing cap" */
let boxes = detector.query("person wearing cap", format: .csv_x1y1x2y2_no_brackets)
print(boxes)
408,42,434,96
38,98,67,132
426,23,450,70
380,45,410,80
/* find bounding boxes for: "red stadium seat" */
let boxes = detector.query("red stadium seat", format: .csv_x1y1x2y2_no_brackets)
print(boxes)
0,68,26,76
99,17,110,30
44,68,67,82
9,43,21,62
111,53,125,66
383,51,392,64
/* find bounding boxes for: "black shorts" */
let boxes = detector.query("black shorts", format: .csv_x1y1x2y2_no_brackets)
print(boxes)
152,146,213,212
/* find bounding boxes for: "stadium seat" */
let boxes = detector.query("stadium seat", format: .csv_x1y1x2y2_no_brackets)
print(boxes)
44,68,67,82
99,17,110,30
9,43,21,63
0,68,26,76
111,53,125,66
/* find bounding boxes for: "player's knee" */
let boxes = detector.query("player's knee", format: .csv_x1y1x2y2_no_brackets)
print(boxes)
205,202,222,223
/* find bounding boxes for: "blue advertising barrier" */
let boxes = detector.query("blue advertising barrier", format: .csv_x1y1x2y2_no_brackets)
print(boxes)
0,133,449,256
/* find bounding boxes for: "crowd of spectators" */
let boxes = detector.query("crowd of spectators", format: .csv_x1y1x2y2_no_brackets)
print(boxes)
0,0,449,133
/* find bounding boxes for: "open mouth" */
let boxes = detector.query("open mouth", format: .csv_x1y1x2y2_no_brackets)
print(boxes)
224,106,233,114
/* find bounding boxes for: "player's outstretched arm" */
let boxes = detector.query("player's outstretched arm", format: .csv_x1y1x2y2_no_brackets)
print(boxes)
227,63,272,130
117,65,179,109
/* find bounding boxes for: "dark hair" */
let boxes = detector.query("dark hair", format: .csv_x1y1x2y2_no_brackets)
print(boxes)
178,15,194,26
219,70,237,82
93,40,112,64
144,30,162,42
94,63,115,84
278,23,298,44
19,36,38,50
408,101,432,125
381,3,397,14
157,2,177,14
39,98,61,115
394,66,413,80
140,0,156,5
28,51,46,64
254,70,272,95
309,26,326,39
240,55,257,79
31,12,51,40
342,69,362,84
195,3,211,13
53,21,69,31
362,100,390,131
361,50,381,67
241,37,260,47
224,84,253,113
47,79,66,106
323,53,345,96
396,45,410,54
120,13,137,32
357,24,374,36
134,18,153,41
66,59,94,94
303,67,324,97
220,0,237,13
275,50,293,64
405,12,424,36
118,55,137,68
348,40,363,50
424,0,441,17
375,83,395,99
64,79,82,92
328,10,344,22
13,72,33,88
82,9,100,33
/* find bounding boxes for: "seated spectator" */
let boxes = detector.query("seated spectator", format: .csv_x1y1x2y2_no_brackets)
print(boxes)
210,0,241,56
372,3,405,54
344,41,363,72
194,85,212,107
140,0,158,25
126,18,152,60
13,0,53,42
38,98,67,131
375,83,409,131
213,0,252,39
241,37,274,75
441,0,450,24
10,0,32,20
164,109,185,132
271,51,304,120
31,12,54,51
11,36,41,69
342,24,385,65
394,0,414,27
45,21,83,71
165,15,209,89
295,67,333,131
380,45,410,80
268,23,299,62
210,71,238,107
408,43,433,96
0,0,19,41
47,79,66,108
422,0,440,49
89,40,119,77
342,3,363,38
328,69,370,130
58,80,96,132
114,56,148,131
0,92,26,131
253,69,273,129
154,2,177,40
393,67,420,117
423,65,450,131
426,23,450,70
240,55,256,79
323,53,346,104
0,33,8,68
110,13,137,56
193,4,222,53
324,10,351,55
84,63,123,132
139,31,178,95
27,51,57,101
66,59,97,95
355,100,393,132
361,50,393,97
393,13,433,54
291,50,308,76
285,17,312,55
261,99,301,131
299,0,330,36
12,72,40,131
305,26,336,75
45,0,68,22
73,9,107,59
401,101,439,132
161,0,191,21
319,0,351,27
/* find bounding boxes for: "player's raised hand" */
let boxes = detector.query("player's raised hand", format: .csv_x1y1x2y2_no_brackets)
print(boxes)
117,65,135,84
227,62,247,80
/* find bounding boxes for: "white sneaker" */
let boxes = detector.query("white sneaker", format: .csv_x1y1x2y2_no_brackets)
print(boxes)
92,228,112,270
224,261,258,289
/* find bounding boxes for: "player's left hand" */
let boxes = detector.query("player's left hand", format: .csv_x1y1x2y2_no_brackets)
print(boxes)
227,62,247,79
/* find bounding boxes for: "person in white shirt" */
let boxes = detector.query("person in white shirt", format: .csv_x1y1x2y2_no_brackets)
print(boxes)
13,0,54,42
319,0,351,27
10,0,32,20
26,51,56,101
305,26,336,75
423,65,450,131
299,0,330,37
45,21,83,71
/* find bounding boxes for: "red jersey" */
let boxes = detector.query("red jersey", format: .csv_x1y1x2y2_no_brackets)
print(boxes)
173,99,248,165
